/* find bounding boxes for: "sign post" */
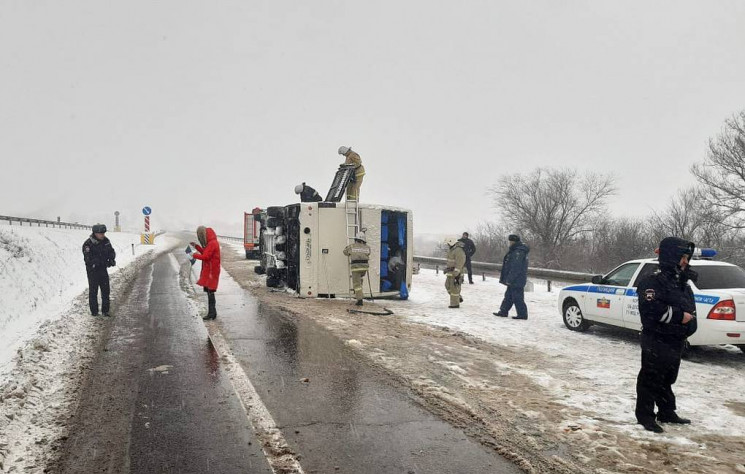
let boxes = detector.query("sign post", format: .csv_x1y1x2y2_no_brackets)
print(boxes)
140,206,155,245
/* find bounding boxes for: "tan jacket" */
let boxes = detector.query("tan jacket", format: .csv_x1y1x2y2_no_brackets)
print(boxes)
446,242,466,277
343,151,365,179
343,241,371,271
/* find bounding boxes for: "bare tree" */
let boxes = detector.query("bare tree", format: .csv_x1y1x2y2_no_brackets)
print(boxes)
650,187,709,242
691,111,745,229
470,221,513,263
650,186,732,246
584,218,655,271
490,168,616,268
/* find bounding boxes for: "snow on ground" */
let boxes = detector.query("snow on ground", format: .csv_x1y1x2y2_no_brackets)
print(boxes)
0,226,179,471
0,224,170,376
387,269,745,440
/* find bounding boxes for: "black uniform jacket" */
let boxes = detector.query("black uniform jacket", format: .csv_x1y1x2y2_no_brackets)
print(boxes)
637,268,697,342
82,235,116,270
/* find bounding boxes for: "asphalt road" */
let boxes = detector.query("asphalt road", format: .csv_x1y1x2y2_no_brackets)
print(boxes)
52,249,520,473
52,253,272,473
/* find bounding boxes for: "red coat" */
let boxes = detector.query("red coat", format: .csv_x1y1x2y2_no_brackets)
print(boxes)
193,228,221,291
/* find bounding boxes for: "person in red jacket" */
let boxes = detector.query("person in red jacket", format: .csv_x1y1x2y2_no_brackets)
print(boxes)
190,226,221,320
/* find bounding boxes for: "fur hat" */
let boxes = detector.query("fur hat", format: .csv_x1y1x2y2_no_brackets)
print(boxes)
196,226,207,247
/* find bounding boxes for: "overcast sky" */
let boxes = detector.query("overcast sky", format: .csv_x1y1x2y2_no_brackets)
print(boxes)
1,1,744,236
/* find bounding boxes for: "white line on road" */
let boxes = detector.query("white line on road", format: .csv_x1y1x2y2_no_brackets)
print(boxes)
206,321,306,474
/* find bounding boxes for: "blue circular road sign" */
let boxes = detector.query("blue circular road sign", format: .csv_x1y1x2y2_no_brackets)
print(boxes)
142,206,152,216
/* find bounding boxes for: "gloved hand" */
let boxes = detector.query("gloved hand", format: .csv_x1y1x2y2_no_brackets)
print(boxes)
109,259,116,267
681,267,698,284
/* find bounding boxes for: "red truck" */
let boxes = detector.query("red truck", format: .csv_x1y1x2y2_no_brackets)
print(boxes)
244,208,264,259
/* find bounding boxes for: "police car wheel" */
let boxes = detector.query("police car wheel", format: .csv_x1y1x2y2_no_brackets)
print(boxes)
563,301,589,331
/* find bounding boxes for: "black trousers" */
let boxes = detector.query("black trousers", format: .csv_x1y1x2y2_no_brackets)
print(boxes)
204,287,216,317
465,257,473,283
499,285,527,317
635,332,683,424
87,267,110,315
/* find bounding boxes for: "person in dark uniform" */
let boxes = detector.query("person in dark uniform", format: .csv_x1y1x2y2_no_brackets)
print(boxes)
294,182,323,202
635,236,698,433
493,234,530,319
458,232,477,284
82,224,116,316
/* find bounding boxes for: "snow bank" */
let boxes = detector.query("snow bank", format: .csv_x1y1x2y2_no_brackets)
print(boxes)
387,269,745,439
0,224,169,374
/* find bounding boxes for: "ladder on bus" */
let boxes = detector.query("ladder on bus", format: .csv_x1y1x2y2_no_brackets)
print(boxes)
345,195,360,297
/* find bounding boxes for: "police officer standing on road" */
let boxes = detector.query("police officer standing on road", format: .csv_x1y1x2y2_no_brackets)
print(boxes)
635,237,698,433
494,234,530,319
343,231,371,306
338,146,365,201
458,232,477,284
82,224,116,316
444,236,466,308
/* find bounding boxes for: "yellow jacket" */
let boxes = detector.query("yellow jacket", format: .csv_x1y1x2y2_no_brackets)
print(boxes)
343,241,371,271
446,242,466,277
343,151,365,179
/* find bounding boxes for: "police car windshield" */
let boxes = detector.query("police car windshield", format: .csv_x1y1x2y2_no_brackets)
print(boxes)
694,265,745,290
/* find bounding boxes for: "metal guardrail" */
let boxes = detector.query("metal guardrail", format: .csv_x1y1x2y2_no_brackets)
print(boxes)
218,235,243,243
0,214,91,230
413,255,595,284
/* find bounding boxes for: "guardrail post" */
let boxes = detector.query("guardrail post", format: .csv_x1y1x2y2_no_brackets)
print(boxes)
482,272,486,281
547,280,552,292
435,265,439,275
132,244,135,256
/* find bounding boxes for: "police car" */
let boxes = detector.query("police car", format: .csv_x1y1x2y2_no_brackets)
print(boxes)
558,249,745,352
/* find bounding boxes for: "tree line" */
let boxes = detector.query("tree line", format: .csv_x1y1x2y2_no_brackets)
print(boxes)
469,111,745,273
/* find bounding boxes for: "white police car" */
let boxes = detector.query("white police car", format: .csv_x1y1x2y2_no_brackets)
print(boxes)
558,250,745,352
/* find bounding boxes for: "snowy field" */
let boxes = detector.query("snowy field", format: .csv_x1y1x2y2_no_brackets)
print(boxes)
387,269,745,440
0,224,170,375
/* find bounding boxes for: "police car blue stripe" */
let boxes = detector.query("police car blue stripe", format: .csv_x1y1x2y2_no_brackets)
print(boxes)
694,295,720,305
588,286,624,295
568,285,719,305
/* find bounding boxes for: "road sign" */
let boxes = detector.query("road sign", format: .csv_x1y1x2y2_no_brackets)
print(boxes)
142,206,152,216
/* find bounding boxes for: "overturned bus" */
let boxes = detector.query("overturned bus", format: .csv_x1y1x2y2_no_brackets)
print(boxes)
254,202,413,300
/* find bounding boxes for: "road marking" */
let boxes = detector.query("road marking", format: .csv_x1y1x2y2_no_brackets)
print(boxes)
205,325,305,474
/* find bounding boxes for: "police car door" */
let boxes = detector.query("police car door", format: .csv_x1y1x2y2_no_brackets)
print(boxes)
622,262,658,330
588,263,641,324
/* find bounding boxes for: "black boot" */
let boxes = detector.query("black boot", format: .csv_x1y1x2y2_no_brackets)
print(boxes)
355,300,363,306
204,292,217,320
658,412,691,424
640,421,664,433
493,312,508,317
